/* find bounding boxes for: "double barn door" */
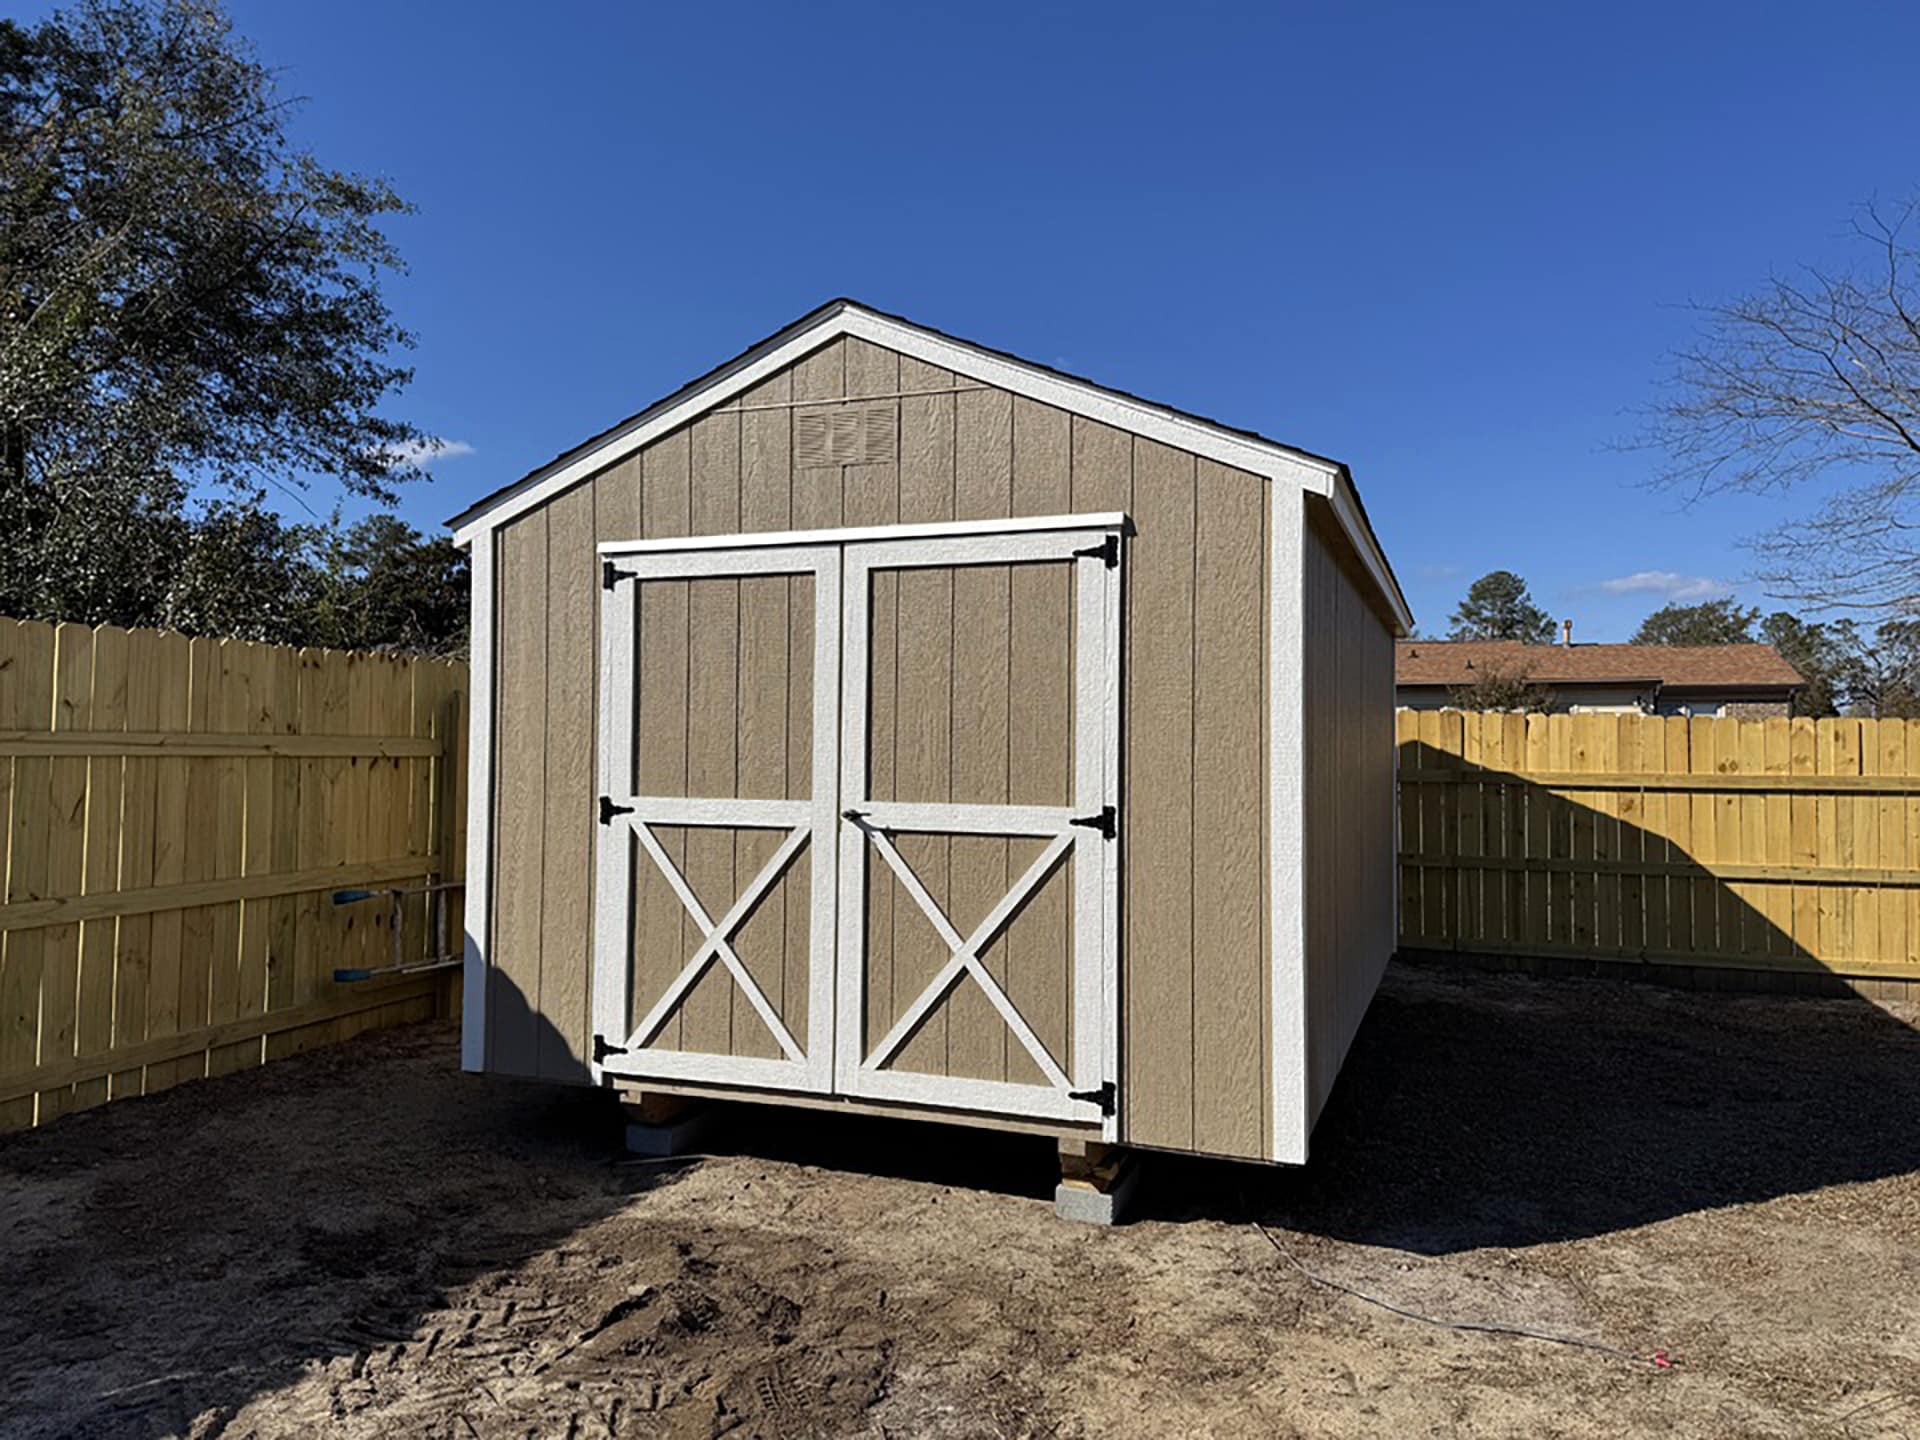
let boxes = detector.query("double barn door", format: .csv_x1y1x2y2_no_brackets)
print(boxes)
591,520,1122,1130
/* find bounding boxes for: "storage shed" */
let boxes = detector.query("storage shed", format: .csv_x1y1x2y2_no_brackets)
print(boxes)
449,300,1411,1173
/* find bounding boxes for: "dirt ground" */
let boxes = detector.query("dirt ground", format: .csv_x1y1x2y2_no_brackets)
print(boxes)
4,961,1920,1439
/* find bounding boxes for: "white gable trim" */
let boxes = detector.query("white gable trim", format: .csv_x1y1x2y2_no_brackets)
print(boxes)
449,302,1411,632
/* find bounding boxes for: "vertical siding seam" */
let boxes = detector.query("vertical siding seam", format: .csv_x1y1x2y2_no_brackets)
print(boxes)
1006,453,1021,1082
537,518,557,1066
1175,458,1190,1152
730,413,744,1055
1008,408,1018,1078
939,403,954,1078
1259,477,1271,1155
677,464,692,1042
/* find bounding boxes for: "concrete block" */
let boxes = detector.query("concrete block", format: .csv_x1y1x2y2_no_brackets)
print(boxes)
1054,1156,1141,1226
624,1107,715,1158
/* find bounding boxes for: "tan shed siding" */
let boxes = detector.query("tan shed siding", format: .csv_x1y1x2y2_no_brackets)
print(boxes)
1300,500,1397,1129
487,509,546,1075
1191,459,1266,1157
538,484,597,1078
485,339,1276,1161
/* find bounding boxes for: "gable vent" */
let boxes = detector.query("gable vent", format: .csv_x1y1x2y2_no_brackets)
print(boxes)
795,406,896,468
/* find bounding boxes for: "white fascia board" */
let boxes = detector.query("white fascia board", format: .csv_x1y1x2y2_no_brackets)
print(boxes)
596,511,1128,556
834,309,1340,489
448,303,866,547
452,305,1310,528
1325,471,1414,636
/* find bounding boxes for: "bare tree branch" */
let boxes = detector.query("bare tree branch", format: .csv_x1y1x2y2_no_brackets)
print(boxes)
1644,197,1920,613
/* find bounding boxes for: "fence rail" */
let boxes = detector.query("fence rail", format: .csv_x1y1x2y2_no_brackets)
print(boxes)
0,618,468,1132
1397,709,1920,985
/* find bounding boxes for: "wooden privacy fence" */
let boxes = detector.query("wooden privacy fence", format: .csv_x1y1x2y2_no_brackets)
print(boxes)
1398,709,1920,989
0,619,468,1132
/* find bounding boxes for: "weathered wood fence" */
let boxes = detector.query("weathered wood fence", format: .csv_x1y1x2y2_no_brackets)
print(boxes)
1397,710,1920,991
0,619,467,1132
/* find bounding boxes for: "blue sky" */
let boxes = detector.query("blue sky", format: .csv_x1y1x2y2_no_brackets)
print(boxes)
97,3,1920,636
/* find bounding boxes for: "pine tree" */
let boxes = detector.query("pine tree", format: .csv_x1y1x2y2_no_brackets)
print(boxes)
1448,571,1556,643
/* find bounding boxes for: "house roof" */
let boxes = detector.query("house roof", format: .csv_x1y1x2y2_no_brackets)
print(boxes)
1395,641,1804,692
442,298,1413,632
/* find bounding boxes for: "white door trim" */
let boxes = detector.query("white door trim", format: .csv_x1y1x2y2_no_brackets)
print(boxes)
834,527,1123,1134
591,542,842,1093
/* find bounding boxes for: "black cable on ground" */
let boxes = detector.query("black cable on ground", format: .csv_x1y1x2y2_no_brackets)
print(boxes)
1252,1222,1673,1369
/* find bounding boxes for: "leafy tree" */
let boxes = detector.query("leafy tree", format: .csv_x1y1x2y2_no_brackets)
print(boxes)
1632,598,1761,645
1830,618,1920,719
0,1,465,656
0,0,429,507
161,503,319,642
301,516,468,658
1448,570,1556,643
0,465,193,625
1446,661,1551,713
1646,197,1920,612
1759,612,1842,717
1755,612,1920,718
0,0,440,636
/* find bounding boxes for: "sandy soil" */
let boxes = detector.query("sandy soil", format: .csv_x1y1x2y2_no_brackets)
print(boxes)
4,961,1919,1439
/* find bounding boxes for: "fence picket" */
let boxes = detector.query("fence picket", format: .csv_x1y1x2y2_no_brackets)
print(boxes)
1398,708,1920,984
0,622,55,1129
0,621,467,1133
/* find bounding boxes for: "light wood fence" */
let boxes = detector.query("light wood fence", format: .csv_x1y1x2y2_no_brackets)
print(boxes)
1398,710,1920,991
0,619,467,1132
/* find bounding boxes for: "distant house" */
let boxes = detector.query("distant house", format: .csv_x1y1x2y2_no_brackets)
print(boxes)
1395,637,1803,717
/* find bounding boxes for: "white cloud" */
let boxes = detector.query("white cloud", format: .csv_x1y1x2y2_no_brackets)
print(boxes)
383,437,476,470
1594,570,1731,602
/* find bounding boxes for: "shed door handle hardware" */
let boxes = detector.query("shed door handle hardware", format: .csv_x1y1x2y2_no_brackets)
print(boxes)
602,559,637,590
1071,534,1120,569
1069,804,1116,840
1068,1080,1116,1116
593,1033,629,1064
598,795,636,825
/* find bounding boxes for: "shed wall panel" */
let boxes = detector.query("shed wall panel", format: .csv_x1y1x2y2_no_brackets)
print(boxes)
486,339,1277,1159
1301,500,1397,1130
487,510,546,1075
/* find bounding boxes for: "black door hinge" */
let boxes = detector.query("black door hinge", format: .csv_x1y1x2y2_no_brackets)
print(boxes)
598,795,636,825
1068,1080,1117,1116
602,559,636,591
1072,533,1120,568
593,1033,628,1064
1069,804,1117,840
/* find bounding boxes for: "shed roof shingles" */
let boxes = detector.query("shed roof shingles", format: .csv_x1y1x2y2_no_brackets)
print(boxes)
1395,641,1803,691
